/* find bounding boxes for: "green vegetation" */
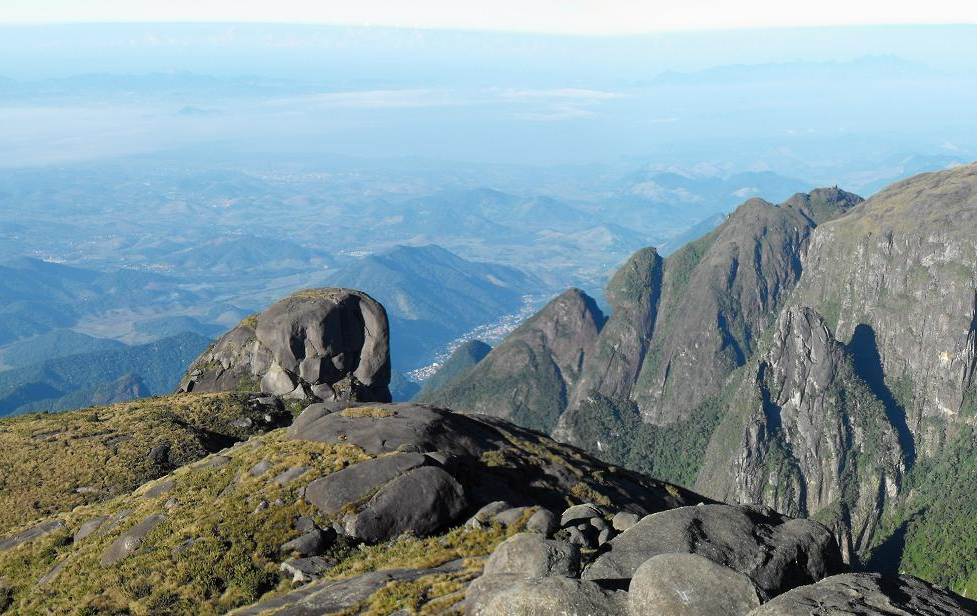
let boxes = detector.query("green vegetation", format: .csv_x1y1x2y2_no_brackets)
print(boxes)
0,329,125,370
868,424,977,597
0,399,540,614
0,332,211,417
340,406,397,418
0,392,286,535
563,393,724,487
427,340,568,434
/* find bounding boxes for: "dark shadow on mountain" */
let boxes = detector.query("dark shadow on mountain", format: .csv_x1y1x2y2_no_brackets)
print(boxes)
847,323,916,468
863,519,910,574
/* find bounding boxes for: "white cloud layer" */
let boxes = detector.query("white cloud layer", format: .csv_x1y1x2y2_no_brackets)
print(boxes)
3,0,976,33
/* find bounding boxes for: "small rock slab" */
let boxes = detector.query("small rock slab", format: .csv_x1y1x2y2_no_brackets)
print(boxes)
231,559,465,615
248,460,273,477
483,533,580,578
561,503,605,527
611,511,640,532
343,466,467,543
143,479,176,499
280,556,331,584
101,514,165,566
0,519,65,552
272,466,310,486
280,528,335,557
288,403,502,456
628,553,761,616
747,573,977,616
74,515,109,543
305,453,428,515
194,455,231,470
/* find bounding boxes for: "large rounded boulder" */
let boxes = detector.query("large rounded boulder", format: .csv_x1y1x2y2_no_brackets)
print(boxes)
583,503,844,599
178,288,391,402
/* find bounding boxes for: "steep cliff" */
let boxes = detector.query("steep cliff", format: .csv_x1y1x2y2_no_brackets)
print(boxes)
696,306,905,564
791,163,977,457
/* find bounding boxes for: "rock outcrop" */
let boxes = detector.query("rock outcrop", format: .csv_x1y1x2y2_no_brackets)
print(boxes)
435,188,860,447
179,288,391,403
749,573,977,616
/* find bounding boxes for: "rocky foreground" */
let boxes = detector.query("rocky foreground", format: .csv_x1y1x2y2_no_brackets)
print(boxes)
0,287,975,614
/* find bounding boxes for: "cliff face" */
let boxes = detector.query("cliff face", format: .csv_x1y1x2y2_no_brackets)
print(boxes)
423,288,605,433
631,188,862,425
791,164,977,456
696,306,905,564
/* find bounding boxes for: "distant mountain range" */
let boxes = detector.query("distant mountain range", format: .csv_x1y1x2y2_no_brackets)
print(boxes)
0,332,210,416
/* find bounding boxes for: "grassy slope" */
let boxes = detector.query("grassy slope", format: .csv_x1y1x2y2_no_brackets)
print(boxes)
0,396,660,614
0,393,293,535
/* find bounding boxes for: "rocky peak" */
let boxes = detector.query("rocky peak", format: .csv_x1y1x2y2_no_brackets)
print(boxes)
178,288,391,403
422,288,604,432
629,188,858,425
563,248,663,416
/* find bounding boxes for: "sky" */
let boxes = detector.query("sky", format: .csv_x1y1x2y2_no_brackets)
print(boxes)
2,0,977,33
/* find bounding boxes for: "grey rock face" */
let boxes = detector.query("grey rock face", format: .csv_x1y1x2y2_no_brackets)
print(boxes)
562,248,663,424
280,528,334,557
343,466,467,543
483,533,580,578
583,504,843,599
478,576,628,616
628,188,862,426
628,553,761,616
287,402,700,544
288,403,503,457
791,163,977,457
465,574,522,616
100,514,165,566
0,519,65,552
305,452,428,515
748,573,977,616
179,288,391,403
696,306,905,563
525,509,559,537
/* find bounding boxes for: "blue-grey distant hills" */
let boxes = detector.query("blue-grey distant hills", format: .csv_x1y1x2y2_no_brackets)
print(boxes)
0,332,210,416
323,244,546,369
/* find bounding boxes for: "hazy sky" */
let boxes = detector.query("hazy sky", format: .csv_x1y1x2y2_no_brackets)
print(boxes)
3,0,976,33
